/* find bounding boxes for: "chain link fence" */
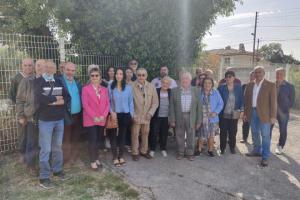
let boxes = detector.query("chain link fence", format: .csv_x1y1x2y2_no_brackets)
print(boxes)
0,33,123,153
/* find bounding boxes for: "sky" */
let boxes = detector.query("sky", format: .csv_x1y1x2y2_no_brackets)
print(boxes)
203,0,300,59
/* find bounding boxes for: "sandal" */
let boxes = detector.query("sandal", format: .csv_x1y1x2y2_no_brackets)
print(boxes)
119,158,126,166
113,159,121,167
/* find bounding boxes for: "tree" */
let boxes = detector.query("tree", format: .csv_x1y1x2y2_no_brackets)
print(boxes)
1,0,240,77
258,43,300,64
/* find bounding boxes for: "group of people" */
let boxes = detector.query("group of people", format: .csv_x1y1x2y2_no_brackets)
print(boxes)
10,58,295,189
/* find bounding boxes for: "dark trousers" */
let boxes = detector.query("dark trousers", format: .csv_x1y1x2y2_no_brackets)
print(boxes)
242,121,250,141
19,122,38,167
149,117,169,151
220,118,238,151
125,124,132,146
106,113,131,159
87,125,105,162
271,112,289,148
63,113,81,163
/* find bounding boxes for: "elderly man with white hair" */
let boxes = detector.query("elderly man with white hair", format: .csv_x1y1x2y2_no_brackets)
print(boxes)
169,71,202,161
244,66,277,167
131,68,159,161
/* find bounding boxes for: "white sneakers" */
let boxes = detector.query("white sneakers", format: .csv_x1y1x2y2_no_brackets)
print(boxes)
161,150,168,157
149,150,168,157
275,145,283,155
149,151,155,157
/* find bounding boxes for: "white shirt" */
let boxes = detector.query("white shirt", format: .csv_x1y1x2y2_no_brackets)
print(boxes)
252,79,264,107
151,77,177,89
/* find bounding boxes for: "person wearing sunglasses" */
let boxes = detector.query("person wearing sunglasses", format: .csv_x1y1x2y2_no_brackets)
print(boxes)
82,66,109,171
128,59,138,81
131,68,159,161
218,71,244,155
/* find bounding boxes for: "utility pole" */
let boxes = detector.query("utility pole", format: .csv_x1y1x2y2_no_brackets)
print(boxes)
252,11,258,67
256,38,260,64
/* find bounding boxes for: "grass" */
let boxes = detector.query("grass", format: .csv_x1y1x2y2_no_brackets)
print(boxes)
0,153,139,200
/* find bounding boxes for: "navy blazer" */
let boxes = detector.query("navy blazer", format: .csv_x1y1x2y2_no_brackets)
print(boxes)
277,81,295,113
217,83,244,117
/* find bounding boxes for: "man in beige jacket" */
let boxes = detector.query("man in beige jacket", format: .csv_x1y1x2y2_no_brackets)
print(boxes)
131,68,159,161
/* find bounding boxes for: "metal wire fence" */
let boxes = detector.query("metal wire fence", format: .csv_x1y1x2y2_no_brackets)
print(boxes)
0,33,123,153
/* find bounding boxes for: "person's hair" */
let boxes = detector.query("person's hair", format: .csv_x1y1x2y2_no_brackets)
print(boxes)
202,77,214,88
254,65,265,72
125,67,133,72
160,65,168,69
106,66,115,79
45,59,56,68
161,76,171,84
111,68,126,91
180,71,192,81
128,59,138,65
89,67,101,77
225,70,235,78
137,68,148,75
275,67,285,73
88,64,100,75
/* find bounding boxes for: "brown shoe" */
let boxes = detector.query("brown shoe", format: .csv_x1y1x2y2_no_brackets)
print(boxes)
132,155,139,161
140,153,152,159
176,153,184,160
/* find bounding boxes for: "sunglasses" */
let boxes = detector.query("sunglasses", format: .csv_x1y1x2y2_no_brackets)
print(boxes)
90,74,99,77
137,74,146,77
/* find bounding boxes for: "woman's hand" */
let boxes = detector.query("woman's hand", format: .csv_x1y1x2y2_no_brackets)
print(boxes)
209,112,217,118
111,112,117,120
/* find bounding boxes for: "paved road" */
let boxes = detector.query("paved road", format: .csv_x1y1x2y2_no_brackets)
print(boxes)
105,118,300,200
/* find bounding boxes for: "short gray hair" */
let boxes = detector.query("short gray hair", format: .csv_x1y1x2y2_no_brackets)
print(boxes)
88,64,100,75
137,68,148,76
180,71,192,80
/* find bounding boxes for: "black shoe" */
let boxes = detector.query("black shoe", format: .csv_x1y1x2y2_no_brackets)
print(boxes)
39,179,54,189
132,155,139,161
53,171,70,181
220,150,225,154
140,153,152,159
261,159,269,167
230,148,236,154
194,150,201,156
207,151,215,157
245,151,261,157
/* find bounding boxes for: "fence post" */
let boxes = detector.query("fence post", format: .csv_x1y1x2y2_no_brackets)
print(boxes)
58,38,65,63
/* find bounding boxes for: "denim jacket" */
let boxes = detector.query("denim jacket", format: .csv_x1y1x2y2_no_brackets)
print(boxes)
217,83,244,117
199,89,224,123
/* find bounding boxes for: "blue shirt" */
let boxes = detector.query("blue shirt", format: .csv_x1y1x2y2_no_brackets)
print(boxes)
109,85,134,117
64,76,81,114
200,89,224,123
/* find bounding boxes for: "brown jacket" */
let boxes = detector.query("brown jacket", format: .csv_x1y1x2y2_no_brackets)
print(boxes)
16,75,37,121
132,80,159,124
244,79,277,123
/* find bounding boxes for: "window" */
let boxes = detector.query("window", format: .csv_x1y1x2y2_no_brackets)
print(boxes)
224,57,231,65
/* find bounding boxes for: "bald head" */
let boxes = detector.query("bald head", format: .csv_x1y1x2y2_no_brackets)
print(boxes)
21,58,34,76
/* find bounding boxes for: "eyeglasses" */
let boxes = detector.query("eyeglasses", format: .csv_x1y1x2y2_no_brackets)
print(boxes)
137,74,146,77
90,74,99,77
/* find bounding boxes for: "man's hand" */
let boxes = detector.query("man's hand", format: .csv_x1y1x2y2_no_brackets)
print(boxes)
239,112,244,120
243,114,248,122
195,123,201,129
145,113,152,121
111,112,117,120
170,122,176,128
209,112,217,118
271,118,277,124
18,118,27,127
55,96,63,101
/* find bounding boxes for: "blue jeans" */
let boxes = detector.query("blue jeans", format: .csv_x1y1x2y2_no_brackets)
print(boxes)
251,108,271,160
270,112,289,148
38,119,64,179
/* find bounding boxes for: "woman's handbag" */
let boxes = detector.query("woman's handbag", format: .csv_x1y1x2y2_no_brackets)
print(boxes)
105,90,118,129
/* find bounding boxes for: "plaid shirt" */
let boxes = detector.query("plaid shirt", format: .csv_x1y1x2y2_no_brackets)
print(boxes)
180,87,192,112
